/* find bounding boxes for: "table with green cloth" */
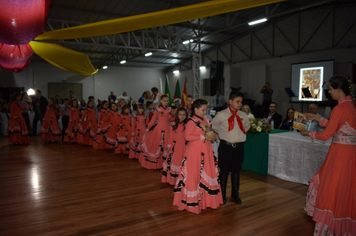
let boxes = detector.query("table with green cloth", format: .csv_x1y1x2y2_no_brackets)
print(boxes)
242,129,288,175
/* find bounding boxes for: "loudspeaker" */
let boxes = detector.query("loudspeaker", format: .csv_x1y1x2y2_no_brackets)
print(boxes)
210,61,224,80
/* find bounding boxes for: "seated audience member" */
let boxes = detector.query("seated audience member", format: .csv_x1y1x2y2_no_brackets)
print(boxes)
307,103,325,132
242,104,255,120
280,108,295,130
117,91,130,103
264,102,282,129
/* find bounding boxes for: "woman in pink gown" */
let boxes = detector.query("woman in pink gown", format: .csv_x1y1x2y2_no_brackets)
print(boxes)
115,105,132,154
64,100,80,143
41,98,61,142
104,103,121,149
93,101,111,149
129,104,148,160
302,75,356,236
7,93,31,145
173,99,223,214
162,107,187,185
77,101,97,145
141,95,175,169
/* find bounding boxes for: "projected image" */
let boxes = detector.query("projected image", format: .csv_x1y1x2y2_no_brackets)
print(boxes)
299,67,324,101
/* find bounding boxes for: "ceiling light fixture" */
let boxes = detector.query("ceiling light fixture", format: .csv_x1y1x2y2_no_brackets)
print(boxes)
145,52,152,57
103,65,108,69
120,60,126,64
200,66,206,70
248,18,267,26
27,88,35,96
183,39,194,44
173,70,179,74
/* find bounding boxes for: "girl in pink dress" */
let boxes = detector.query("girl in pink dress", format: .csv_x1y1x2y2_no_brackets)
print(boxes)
115,105,132,154
302,75,356,236
41,98,61,142
141,95,175,169
173,99,223,214
162,107,187,185
7,93,31,145
93,101,111,149
64,100,80,143
77,101,97,145
104,103,121,149
129,104,148,159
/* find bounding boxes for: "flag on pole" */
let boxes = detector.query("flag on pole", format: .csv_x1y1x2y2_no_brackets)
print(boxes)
158,77,163,96
181,76,188,107
174,77,181,99
165,75,172,106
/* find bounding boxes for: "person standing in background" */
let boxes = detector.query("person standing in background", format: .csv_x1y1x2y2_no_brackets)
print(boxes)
68,91,78,106
260,82,273,113
212,89,226,111
32,90,48,136
108,91,116,104
60,98,71,140
184,95,193,117
151,87,160,108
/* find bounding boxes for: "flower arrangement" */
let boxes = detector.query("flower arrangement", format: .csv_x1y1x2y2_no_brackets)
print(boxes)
249,118,271,133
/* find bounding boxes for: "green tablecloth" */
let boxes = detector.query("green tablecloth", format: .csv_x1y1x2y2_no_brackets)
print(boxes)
242,129,288,175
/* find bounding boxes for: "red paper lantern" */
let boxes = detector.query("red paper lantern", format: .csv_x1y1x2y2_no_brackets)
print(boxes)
0,43,34,72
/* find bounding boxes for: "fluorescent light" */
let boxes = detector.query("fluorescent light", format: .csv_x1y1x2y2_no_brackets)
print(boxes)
248,18,267,26
173,53,178,57
103,66,108,69
173,70,179,74
27,88,35,95
145,52,152,57
200,66,206,70
120,60,126,64
183,39,194,45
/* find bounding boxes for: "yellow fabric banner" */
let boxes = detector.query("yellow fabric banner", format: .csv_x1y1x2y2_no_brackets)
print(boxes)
29,41,98,75
36,0,284,41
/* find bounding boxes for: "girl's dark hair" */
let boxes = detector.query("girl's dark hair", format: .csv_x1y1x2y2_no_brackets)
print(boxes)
285,108,295,120
13,93,21,101
87,100,94,108
72,100,79,108
100,100,108,109
159,94,168,107
110,102,117,110
329,75,351,96
191,99,207,117
49,98,58,110
121,104,130,115
136,104,145,115
173,107,188,131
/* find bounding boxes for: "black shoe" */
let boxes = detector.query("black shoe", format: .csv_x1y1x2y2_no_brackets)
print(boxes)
231,172,242,204
219,173,229,204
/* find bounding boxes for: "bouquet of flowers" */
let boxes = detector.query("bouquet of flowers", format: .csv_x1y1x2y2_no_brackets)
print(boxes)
249,118,271,133
200,122,217,138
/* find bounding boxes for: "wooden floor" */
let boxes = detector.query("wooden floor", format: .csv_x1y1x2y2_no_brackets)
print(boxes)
0,136,315,236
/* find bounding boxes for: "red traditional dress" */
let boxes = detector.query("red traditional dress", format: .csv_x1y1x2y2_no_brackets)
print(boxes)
306,95,356,236
104,110,121,149
77,107,97,145
7,101,30,144
129,114,148,159
63,107,80,143
173,115,223,214
41,106,61,142
162,122,186,185
141,106,174,169
115,113,131,154
93,109,111,149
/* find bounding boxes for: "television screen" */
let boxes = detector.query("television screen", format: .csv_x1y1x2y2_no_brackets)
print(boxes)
290,60,334,102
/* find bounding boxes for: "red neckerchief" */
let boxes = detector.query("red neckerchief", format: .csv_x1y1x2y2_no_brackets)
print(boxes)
153,93,157,102
186,106,191,113
228,106,246,134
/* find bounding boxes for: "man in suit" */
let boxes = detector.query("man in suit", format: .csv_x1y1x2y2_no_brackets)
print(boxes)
264,102,282,129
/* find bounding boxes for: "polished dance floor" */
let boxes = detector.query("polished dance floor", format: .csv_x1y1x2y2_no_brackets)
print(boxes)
0,136,314,235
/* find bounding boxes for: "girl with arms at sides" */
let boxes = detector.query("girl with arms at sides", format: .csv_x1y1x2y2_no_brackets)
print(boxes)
301,75,356,236
64,100,80,143
77,100,97,145
115,104,132,154
7,93,31,145
41,98,61,143
173,99,223,214
93,101,111,149
129,104,148,160
141,95,175,169
162,107,188,185
104,103,121,150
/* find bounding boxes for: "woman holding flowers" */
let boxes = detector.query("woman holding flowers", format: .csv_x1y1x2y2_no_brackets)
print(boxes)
212,91,250,204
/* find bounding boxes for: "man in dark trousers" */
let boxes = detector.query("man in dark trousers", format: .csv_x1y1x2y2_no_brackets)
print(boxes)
212,91,250,204
264,102,283,129
32,90,48,135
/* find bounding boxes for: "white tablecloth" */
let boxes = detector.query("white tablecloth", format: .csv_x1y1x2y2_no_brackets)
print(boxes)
268,131,332,185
